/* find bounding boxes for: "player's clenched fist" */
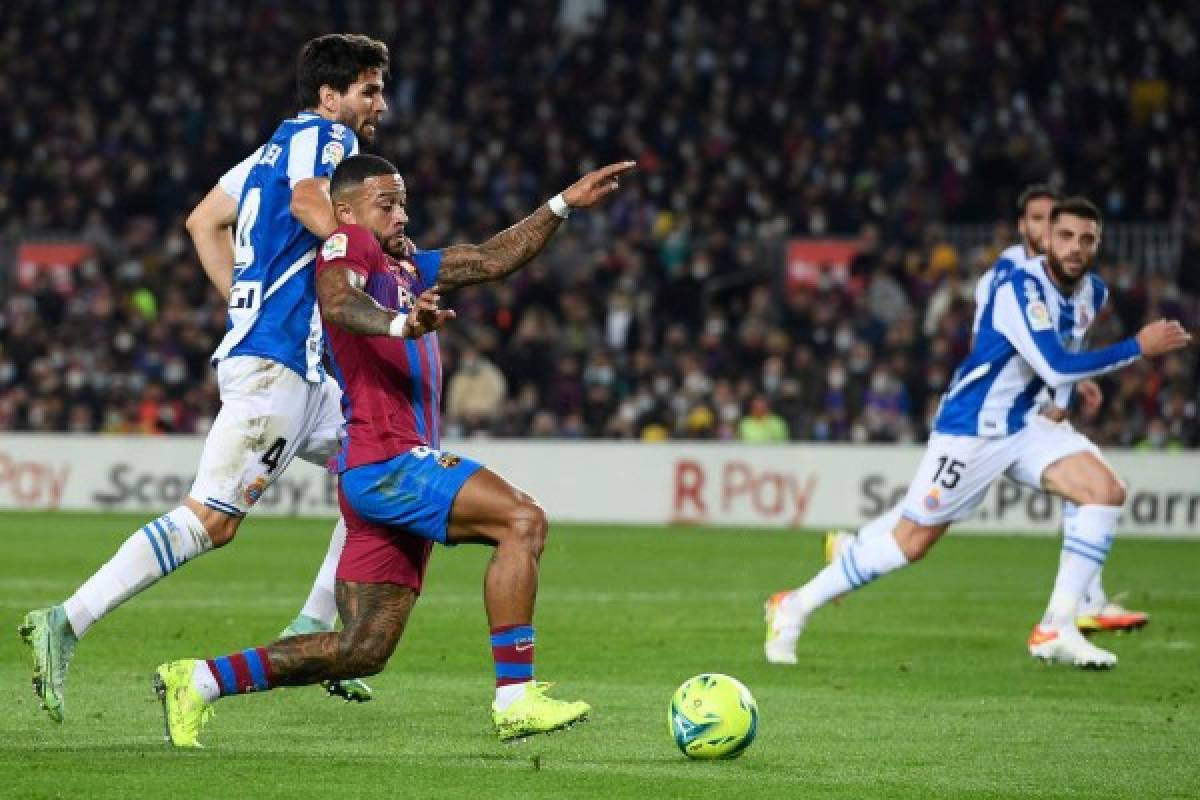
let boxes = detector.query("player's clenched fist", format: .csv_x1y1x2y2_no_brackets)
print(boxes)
1135,319,1192,357
404,286,455,338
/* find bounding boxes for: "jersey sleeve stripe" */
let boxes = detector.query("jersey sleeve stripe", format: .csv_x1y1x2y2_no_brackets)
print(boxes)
429,336,443,447
287,125,320,187
218,146,264,199
404,340,428,442
416,338,437,446
994,283,1140,385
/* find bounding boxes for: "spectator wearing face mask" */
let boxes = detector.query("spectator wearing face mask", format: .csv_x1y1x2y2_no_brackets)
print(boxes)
445,347,508,431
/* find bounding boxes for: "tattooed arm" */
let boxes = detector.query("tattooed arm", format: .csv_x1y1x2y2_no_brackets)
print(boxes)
316,265,397,335
438,205,564,290
436,160,637,290
316,266,455,337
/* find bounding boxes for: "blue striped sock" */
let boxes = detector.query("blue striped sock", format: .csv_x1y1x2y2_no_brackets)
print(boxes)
490,624,534,687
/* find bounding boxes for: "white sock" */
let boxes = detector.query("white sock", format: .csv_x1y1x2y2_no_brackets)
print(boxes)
494,681,530,711
1081,570,1107,614
1042,505,1121,629
781,525,909,620
192,660,221,704
1062,503,1109,610
298,518,346,627
63,507,212,637
856,504,904,543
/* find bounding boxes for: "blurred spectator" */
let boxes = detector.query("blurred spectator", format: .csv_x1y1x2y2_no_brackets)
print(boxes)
737,396,789,443
0,1,1197,447
445,347,508,430
1136,418,1184,452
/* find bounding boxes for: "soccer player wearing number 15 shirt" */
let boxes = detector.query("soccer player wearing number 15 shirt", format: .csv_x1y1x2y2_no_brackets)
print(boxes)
765,198,1192,670
20,35,393,721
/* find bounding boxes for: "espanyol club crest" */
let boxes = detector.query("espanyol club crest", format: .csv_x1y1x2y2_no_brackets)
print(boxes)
243,475,269,506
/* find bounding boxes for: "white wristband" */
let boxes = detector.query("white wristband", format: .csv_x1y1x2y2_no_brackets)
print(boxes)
548,193,571,219
388,312,410,337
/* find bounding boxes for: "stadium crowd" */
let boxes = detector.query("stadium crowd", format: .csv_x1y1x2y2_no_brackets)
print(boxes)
1,0,1198,447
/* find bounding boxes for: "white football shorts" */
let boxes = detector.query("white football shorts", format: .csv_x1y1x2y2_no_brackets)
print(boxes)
189,355,344,516
901,414,1102,526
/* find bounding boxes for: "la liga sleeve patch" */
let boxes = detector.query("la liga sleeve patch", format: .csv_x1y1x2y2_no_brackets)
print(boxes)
322,140,346,167
1025,300,1052,331
322,232,349,261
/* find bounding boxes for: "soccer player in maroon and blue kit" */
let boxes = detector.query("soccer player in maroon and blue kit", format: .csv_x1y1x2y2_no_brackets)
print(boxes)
154,153,635,745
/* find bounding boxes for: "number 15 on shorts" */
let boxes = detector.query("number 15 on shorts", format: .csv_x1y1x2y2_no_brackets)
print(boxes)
931,456,966,489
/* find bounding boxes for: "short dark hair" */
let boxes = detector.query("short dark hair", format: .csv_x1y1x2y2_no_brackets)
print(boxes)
1016,183,1061,216
330,154,400,199
1050,196,1103,227
296,34,389,108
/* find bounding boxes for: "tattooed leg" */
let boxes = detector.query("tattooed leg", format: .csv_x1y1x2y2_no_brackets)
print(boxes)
265,581,416,685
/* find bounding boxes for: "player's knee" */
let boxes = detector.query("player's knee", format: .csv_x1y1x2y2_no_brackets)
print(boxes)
1069,473,1126,507
1098,476,1127,507
351,647,391,677
185,500,240,547
339,635,395,677
207,526,238,548
901,537,931,562
896,525,941,562
506,499,548,559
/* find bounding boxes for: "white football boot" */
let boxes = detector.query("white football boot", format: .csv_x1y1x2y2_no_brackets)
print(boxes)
1028,623,1117,669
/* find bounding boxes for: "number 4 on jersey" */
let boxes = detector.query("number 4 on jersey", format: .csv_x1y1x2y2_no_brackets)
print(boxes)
234,187,261,269
261,437,287,473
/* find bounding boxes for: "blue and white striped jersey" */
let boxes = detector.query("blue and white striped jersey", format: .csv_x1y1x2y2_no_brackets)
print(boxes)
972,244,1039,333
212,112,358,382
973,243,1076,410
936,259,1139,437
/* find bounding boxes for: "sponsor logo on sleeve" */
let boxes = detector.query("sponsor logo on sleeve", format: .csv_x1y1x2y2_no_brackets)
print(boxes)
322,232,348,261
321,140,346,166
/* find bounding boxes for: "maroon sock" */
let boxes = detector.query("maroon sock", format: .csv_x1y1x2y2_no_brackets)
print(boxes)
489,624,534,687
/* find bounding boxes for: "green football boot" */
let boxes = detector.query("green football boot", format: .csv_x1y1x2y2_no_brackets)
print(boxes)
18,606,78,723
153,659,215,748
492,682,591,741
279,614,373,702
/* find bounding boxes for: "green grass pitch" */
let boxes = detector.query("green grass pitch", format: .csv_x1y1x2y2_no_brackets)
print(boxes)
1,512,1197,799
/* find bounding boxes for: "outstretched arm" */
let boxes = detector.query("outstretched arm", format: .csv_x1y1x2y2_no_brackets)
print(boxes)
994,283,1189,385
437,160,636,290
438,206,563,289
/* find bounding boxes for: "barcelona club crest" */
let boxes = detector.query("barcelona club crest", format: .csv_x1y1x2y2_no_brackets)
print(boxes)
436,452,462,469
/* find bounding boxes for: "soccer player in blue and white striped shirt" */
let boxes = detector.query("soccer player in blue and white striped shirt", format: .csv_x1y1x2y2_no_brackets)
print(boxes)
20,34,391,721
974,185,1151,633
766,197,1191,669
